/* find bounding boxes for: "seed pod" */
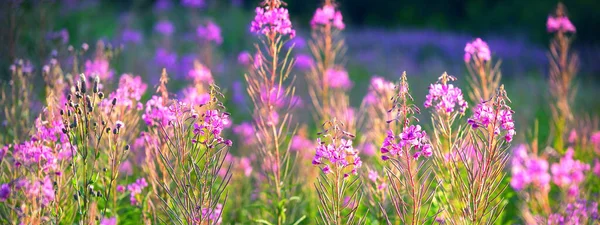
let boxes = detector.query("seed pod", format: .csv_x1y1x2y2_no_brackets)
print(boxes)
80,73,87,94
105,128,111,133
93,76,100,93
111,97,117,106
98,92,105,99
124,145,130,151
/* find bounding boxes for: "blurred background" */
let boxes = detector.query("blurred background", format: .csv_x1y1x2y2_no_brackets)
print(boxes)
0,0,599,142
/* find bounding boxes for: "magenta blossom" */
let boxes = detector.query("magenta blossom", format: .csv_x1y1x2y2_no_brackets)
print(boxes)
100,217,117,225
547,16,576,33
551,148,589,197
468,100,515,142
381,125,432,160
85,58,113,81
180,87,211,107
250,6,295,37
510,145,551,192
233,122,256,146
154,20,175,36
127,178,148,205
181,0,204,8
325,68,352,90
0,183,10,201
313,138,362,177
311,5,345,30
464,38,491,62
238,51,251,66
197,21,223,45
424,77,468,115
187,63,213,83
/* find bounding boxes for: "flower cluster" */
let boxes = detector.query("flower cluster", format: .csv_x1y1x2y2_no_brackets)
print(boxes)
367,169,387,190
100,217,117,225
181,0,205,8
510,145,551,191
312,138,362,177
550,148,590,196
16,177,55,207
547,16,576,33
85,58,113,80
381,125,432,160
100,74,146,112
193,110,232,147
201,203,223,225
310,5,345,30
250,6,295,37
464,38,491,62
545,199,599,224
196,21,223,45
142,96,176,127
363,76,395,105
127,178,148,205
424,74,468,114
187,63,213,84
232,122,256,146
468,99,515,142
180,87,211,107
324,68,352,90
155,20,175,36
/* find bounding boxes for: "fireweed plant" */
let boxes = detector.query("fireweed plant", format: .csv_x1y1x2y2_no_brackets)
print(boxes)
357,76,396,222
425,72,469,222
245,1,305,224
152,83,232,225
312,119,365,224
1,60,35,143
464,38,501,104
379,72,439,224
457,85,514,224
306,0,354,130
546,3,579,151
507,4,600,224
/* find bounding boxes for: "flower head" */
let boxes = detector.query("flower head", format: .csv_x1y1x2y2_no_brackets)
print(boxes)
551,148,590,196
510,145,551,192
250,6,295,37
464,38,491,62
424,73,468,114
311,5,345,30
197,21,223,45
312,122,361,177
381,125,432,160
85,58,113,80
325,68,352,90
155,20,175,36
547,16,576,33
127,178,148,205
468,88,515,142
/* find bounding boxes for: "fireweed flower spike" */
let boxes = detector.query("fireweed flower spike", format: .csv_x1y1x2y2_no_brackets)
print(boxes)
425,72,471,222
307,0,355,132
547,3,579,150
453,85,514,224
312,119,365,225
464,37,502,104
379,72,439,224
153,84,231,224
245,1,305,224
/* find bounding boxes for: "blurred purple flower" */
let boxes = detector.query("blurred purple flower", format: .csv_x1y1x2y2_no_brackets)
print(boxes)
551,148,590,197
154,0,172,11
154,48,178,71
197,21,223,45
295,54,314,70
325,68,352,90
464,38,491,62
233,122,256,146
0,183,10,202
100,217,117,225
155,20,175,36
85,58,113,80
238,51,251,66
510,144,551,191
181,0,205,8
179,86,210,107
311,5,345,30
127,178,148,205
547,16,576,33
424,80,468,114
121,29,143,44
